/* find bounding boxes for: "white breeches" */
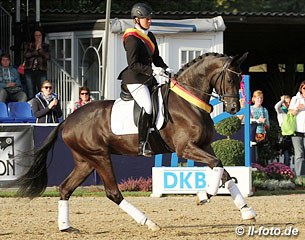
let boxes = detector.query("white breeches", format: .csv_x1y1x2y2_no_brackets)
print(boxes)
126,84,152,114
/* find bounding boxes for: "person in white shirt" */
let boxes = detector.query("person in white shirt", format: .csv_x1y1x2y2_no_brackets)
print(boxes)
289,81,305,180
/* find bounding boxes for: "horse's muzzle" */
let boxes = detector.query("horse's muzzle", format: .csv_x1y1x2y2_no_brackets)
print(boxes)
225,101,240,114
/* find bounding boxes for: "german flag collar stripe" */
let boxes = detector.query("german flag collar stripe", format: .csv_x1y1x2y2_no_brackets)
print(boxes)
170,79,213,113
123,28,155,55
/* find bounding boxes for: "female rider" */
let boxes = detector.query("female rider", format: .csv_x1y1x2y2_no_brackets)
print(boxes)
118,2,174,156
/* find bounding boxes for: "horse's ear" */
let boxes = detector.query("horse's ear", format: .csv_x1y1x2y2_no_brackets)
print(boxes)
231,52,248,67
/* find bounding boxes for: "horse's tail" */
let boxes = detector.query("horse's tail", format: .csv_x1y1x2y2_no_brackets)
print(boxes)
15,121,65,199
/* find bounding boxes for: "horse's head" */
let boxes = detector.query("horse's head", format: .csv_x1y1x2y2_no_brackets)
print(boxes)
212,53,248,114
174,52,247,115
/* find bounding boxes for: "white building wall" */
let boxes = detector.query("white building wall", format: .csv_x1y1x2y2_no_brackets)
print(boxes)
106,31,224,101
46,17,225,117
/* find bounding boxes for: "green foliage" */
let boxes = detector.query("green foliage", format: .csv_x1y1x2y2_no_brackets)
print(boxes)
214,116,241,139
2,0,305,13
295,177,305,187
252,169,269,181
211,139,244,166
212,116,243,166
255,179,295,191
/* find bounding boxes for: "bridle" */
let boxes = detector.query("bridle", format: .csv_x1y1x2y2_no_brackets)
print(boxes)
168,57,242,103
213,57,241,103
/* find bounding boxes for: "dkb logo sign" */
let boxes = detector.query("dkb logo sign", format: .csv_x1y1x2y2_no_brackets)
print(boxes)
163,170,207,190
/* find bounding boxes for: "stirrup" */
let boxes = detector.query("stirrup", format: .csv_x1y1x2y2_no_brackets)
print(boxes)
138,142,152,157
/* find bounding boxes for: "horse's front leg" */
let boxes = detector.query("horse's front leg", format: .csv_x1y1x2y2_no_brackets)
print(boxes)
222,170,257,220
179,142,224,201
179,143,256,220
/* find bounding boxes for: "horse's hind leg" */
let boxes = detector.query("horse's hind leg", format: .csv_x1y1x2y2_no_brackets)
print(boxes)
58,160,94,232
95,154,160,231
222,169,256,220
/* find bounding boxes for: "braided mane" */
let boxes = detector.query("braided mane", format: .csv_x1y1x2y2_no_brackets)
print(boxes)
175,52,227,77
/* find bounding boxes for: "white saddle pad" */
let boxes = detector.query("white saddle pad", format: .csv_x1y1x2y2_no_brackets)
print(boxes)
111,88,165,135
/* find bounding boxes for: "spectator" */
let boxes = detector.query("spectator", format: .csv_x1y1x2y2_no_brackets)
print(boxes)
0,53,27,102
275,95,291,126
73,86,92,111
31,80,62,123
274,95,292,167
250,90,270,166
24,27,50,99
288,81,305,182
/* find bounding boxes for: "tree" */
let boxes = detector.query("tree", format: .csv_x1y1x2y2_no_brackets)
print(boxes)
1,0,305,13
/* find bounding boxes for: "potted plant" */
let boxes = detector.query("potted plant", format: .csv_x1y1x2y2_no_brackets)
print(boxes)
211,116,244,166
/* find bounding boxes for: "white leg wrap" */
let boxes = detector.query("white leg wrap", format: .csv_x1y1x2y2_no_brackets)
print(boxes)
225,179,246,209
225,179,256,220
206,167,224,195
196,190,209,205
119,199,147,225
58,200,70,230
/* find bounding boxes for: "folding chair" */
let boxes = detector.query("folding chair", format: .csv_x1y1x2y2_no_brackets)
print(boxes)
0,102,15,122
7,102,36,123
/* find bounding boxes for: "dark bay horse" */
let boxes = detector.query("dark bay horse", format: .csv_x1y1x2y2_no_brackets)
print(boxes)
15,52,256,232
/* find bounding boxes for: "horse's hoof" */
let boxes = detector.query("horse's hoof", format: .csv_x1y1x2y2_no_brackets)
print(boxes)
60,227,80,233
241,206,256,220
145,219,161,231
196,191,210,205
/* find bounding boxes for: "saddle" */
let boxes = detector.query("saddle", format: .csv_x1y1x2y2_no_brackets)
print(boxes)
120,84,167,128
117,83,172,153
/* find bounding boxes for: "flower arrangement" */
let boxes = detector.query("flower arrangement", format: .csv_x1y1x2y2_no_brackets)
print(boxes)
118,177,152,192
264,162,295,180
252,162,295,180
252,163,265,172
252,162,296,190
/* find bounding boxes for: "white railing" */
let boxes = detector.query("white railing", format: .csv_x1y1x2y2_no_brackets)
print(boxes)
0,4,12,56
48,59,81,119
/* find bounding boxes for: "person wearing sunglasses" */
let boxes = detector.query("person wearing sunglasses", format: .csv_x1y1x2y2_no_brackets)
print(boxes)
73,86,92,111
31,80,62,123
289,81,305,182
117,2,174,157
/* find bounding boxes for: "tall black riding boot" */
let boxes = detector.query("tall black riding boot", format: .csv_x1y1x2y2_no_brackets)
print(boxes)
138,108,152,157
